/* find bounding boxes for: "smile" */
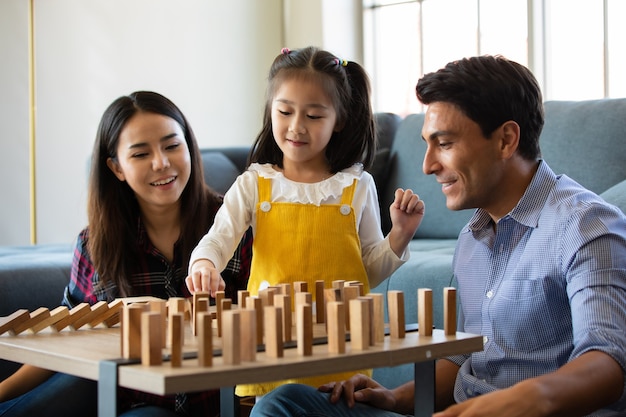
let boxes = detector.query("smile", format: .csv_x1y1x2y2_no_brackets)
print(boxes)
150,176,176,186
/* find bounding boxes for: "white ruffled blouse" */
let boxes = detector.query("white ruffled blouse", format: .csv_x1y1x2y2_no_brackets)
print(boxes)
189,163,409,288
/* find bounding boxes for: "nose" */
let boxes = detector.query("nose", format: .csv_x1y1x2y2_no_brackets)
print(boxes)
422,144,438,175
289,115,306,134
152,151,170,171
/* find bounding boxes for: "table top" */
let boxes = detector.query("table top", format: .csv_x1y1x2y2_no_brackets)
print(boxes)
0,322,482,395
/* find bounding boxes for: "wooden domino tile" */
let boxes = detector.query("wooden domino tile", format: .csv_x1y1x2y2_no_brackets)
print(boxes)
51,303,91,332
387,291,405,339
141,312,163,366
418,288,433,337
222,310,241,365
443,287,457,335
9,308,50,335
29,306,69,334
197,312,213,367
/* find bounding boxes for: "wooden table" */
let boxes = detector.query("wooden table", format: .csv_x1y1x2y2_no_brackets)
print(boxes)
0,322,482,417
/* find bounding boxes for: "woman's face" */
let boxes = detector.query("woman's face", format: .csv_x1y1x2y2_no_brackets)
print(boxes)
107,111,191,213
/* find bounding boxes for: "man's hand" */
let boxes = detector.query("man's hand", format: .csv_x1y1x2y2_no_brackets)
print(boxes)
318,373,398,411
185,259,225,297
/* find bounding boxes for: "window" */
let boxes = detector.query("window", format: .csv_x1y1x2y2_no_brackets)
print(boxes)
364,0,625,115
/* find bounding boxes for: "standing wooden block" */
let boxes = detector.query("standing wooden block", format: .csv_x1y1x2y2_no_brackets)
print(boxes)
246,296,264,345
168,298,186,348
293,281,308,293
418,288,433,337
332,280,345,290
295,291,312,308
193,298,209,337
348,281,365,296
89,299,124,328
193,291,210,311
222,310,241,365
359,296,375,346
10,307,50,335
215,291,225,337
148,299,166,348
197,312,213,367
275,294,292,342
0,309,30,335
218,298,232,338
387,291,405,339
169,313,183,367
30,306,69,334
326,301,345,354
296,303,313,356
343,286,360,331
237,290,250,308
315,280,325,323
349,299,369,351
369,293,385,344
259,287,276,307
239,308,257,362
141,312,163,366
443,287,457,335
122,304,146,359
71,301,109,330
264,306,283,358
52,303,91,332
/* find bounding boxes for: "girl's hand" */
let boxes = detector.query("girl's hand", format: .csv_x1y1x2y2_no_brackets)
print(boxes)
185,259,225,297
388,188,425,257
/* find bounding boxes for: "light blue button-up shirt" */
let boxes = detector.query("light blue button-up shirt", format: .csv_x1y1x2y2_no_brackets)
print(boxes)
449,161,626,416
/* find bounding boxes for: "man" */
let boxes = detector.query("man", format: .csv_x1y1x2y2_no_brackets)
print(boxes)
249,55,626,417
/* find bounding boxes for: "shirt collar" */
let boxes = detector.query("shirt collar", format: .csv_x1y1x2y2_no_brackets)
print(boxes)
468,160,557,231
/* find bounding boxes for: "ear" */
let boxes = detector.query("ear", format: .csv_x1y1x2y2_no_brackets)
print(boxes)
499,121,520,160
106,157,126,181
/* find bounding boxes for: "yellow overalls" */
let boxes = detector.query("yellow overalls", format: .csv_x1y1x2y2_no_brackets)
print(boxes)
235,176,372,397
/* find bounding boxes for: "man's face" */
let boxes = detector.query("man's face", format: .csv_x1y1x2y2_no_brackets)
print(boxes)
421,102,506,214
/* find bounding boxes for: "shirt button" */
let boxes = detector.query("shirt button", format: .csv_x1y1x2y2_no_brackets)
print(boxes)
483,336,489,345
260,201,271,212
340,204,351,215
486,290,493,298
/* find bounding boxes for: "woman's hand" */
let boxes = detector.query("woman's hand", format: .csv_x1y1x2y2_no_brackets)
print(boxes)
185,259,225,297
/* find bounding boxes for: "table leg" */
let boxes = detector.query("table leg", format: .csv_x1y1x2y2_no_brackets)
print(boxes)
99,360,119,417
414,361,435,417
220,386,236,417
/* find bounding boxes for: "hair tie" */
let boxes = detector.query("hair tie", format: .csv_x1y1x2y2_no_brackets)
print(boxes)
334,58,348,67
281,47,290,55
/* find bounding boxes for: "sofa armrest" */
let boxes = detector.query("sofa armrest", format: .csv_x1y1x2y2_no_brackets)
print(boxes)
600,179,626,215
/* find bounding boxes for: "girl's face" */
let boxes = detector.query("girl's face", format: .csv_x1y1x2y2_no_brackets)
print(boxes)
107,111,191,213
271,76,339,172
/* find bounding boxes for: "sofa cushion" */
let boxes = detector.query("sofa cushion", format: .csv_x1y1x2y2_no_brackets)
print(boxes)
600,179,626,215
540,99,626,195
380,114,473,238
201,151,242,195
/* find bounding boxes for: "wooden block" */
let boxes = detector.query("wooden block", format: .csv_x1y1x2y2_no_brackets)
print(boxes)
259,287,276,307
141,312,163,366
349,299,369,350
193,297,209,337
443,287,457,335
147,299,166,348
237,290,250,308
197,312,213,367
327,301,345,354
264,306,283,358
70,301,108,330
169,313,183,367
222,310,241,365
315,280,325,323
275,294,292,342
293,281,308,293
29,306,69,334
51,303,91,332
348,281,365,296
89,299,124,328
9,307,50,335
418,288,433,337
332,280,345,290
246,296,264,345
295,291,312,308
388,291,405,339
1,310,30,335
239,308,257,362
343,286,360,331
359,296,375,346
369,293,385,343
122,304,146,359
296,303,313,356
279,283,291,296
218,298,232,338
215,291,225,337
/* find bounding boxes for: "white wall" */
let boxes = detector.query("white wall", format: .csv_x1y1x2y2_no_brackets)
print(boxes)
0,0,282,245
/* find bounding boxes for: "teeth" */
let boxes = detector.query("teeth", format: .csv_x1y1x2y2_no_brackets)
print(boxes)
151,177,175,186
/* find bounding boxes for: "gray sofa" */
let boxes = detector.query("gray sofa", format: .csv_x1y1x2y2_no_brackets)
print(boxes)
1,98,625,390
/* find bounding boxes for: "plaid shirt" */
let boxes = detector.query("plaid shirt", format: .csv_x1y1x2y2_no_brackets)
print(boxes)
63,219,253,417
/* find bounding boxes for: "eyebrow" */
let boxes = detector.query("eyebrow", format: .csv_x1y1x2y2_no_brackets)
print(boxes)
127,133,180,149
422,130,450,142
274,98,330,110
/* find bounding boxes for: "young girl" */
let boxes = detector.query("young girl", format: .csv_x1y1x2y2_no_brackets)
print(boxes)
186,46,424,397
0,91,252,417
